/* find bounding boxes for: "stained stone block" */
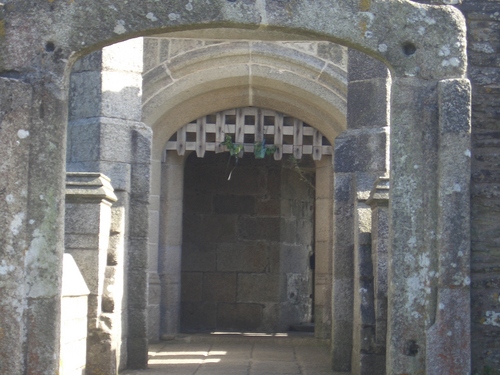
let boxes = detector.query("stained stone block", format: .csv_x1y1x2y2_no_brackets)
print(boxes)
25,298,60,374
161,245,182,277
148,304,161,343
217,242,268,273
238,216,280,242
237,274,279,303
203,215,238,242
318,63,348,95
213,194,256,214
280,217,298,243
332,279,354,322
169,39,204,59
128,308,148,338
181,272,203,302
148,273,161,305
184,192,213,214
203,273,237,302
71,50,103,72
256,198,280,216
169,41,249,79
159,39,170,62
331,320,353,372
68,71,102,120
65,203,102,235
130,123,152,164
252,41,326,82
127,337,148,369
128,237,149,270
129,202,149,238
181,302,217,332
315,200,332,242
348,48,390,81
0,77,33,375
127,268,148,308
358,353,386,375
67,120,101,162
348,79,390,129
334,129,388,173
181,243,217,272
143,38,159,73
317,42,348,69
99,120,134,162
143,64,173,102
217,303,263,331
65,233,99,250
280,245,309,274
314,241,331,275
261,302,281,331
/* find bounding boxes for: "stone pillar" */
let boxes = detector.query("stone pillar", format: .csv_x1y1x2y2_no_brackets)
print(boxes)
366,177,390,374
387,77,440,374
332,49,390,373
65,172,117,374
67,38,151,369
0,77,34,375
0,72,67,375
426,79,471,374
332,170,355,371
314,156,334,339
386,77,471,375
158,152,185,338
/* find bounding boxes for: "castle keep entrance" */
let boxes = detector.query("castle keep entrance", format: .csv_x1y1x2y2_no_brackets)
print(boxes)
158,108,333,334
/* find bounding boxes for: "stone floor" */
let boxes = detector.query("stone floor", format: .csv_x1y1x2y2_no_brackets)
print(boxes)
122,333,349,375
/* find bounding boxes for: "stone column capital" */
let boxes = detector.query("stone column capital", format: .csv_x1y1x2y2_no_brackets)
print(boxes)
65,172,117,203
366,176,390,208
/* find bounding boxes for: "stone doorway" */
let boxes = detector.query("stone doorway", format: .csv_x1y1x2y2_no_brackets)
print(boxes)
181,152,315,333
157,108,334,339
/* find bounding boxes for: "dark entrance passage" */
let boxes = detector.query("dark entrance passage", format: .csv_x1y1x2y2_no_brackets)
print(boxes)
181,152,315,333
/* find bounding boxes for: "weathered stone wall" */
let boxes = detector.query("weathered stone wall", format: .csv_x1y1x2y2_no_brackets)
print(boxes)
181,152,314,332
0,2,473,374
456,1,500,373
67,39,151,370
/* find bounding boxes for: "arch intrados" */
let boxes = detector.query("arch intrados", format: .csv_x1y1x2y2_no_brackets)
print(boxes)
149,79,345,159
152,87,344,160
50,0,466,81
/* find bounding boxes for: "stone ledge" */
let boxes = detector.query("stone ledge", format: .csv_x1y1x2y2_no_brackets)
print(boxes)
66,172,118,203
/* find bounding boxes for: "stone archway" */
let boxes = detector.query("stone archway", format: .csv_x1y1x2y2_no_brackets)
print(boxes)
154,108,335,340
0,2,470,374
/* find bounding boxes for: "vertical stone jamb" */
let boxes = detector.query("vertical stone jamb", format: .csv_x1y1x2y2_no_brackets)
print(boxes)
331,171,355,371
331,49,390,373
314,156,334,339
387,78,441,374
158,151,185,338
24,73,68,375
367,177,390,374
426,78,471,374
0,78,33,375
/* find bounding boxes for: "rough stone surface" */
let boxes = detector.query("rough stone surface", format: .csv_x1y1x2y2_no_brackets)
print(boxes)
0,1,477,374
